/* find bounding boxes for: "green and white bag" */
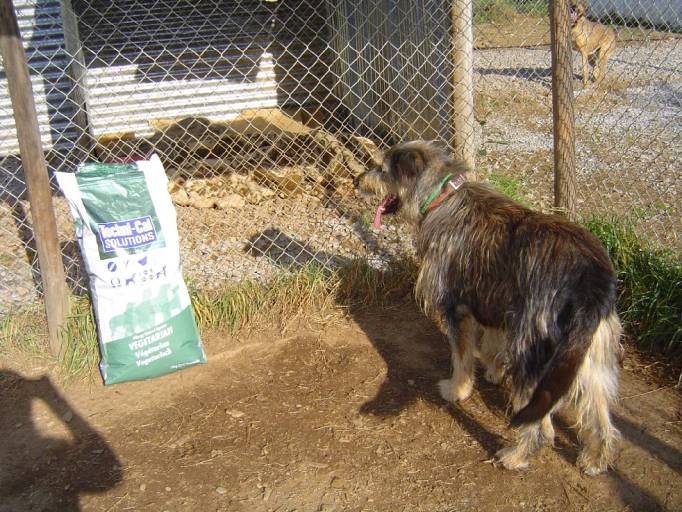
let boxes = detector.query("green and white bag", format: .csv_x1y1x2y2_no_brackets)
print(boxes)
56,155,206,384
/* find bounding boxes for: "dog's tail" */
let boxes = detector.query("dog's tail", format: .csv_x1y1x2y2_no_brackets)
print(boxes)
510,311,621,427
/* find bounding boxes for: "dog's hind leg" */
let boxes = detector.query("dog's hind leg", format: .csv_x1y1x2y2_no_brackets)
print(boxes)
438,309,476,403
593,41,614,84
570,312,622,475
495,387,556,470
479,327,508,385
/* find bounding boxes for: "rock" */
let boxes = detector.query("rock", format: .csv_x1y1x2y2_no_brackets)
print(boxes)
253,166,304,194
216,194,246,209
226,108,311,137
189,193,216,209
352,135,383,166
167,179,184,194
171,188,190,206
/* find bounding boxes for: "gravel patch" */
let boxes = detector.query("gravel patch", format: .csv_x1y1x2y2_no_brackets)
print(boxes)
0,192,414,316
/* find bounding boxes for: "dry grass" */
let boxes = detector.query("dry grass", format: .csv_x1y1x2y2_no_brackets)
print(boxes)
475,88,550,129
474,12,679,50
0,258,419,380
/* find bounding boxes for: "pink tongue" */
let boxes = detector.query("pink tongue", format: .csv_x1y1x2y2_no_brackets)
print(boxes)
373,196,392,229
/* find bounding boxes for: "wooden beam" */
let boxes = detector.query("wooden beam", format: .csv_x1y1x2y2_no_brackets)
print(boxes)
451,0,475,175
550,0,577,219
60,0,95,157
0,0,68,356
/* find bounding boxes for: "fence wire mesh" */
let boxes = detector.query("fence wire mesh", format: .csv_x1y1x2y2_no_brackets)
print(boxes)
0,0,680,314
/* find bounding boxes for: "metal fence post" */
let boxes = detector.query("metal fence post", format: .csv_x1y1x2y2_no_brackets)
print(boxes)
451,0,475,175
0,0,68,356
550,0,577,219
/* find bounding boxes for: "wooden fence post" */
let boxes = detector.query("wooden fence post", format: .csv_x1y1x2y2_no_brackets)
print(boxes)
451,0,475,175
0,0,68,356
60,0,94,157
550,0,577,219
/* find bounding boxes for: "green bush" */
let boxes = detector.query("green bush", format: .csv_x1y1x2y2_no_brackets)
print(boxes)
584,216,682,357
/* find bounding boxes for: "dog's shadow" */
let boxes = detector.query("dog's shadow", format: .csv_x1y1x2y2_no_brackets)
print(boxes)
245,228,521,458
352,304,511,456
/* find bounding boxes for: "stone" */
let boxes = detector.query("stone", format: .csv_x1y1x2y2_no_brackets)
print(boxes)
171,188,190,206
216,194,246,209
189,195,216,209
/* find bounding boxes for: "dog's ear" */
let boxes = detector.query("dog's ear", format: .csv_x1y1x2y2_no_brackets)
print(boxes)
391,148,425,180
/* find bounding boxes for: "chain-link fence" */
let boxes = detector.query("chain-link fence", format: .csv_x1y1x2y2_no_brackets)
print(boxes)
0,0,680,315
474,0,681,246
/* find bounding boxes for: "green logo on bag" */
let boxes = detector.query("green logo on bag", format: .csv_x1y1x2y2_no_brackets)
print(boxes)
76,164,166,259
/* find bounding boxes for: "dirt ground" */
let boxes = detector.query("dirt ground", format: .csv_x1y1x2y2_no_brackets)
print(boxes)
1,304,680,512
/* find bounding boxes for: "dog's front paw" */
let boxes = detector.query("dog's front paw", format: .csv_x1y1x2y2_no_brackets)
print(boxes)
494,447,530,471
438,378,473,403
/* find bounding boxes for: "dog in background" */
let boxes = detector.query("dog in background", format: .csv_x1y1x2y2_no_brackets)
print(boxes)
359,141,622,475
570,0,616,86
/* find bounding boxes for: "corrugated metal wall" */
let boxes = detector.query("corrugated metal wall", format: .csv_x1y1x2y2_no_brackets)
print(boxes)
328,0,454,144
71,0,335,139
0,0,82,156
2,0,452,155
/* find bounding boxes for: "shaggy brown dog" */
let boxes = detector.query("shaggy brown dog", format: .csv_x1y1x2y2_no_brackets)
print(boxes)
570,0,617,85
359,141,622,475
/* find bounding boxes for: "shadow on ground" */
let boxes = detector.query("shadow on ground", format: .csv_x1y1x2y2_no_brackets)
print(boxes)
246,226,680,512
0,370,122,511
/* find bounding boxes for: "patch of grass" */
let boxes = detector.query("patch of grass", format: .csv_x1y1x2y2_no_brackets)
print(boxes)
191,280,266,334
59,297,100,378
474,0,548,25
474,0,518,24
513,0,548,17
475,90,549,128
584,215,682,356
487,171,531,205
0,298,102,380
0,258,419,379
336,257,417,307
0,303,47,356
355,212,373,230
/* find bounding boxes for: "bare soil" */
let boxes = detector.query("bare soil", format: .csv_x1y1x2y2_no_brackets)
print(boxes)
1,304,681,512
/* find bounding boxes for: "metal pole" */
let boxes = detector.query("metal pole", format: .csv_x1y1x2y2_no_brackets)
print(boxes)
451,0,475,175
0,0,68,356
550,0,577,219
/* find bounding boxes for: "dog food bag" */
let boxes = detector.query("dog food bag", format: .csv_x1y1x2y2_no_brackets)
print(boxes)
56,156,206,384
